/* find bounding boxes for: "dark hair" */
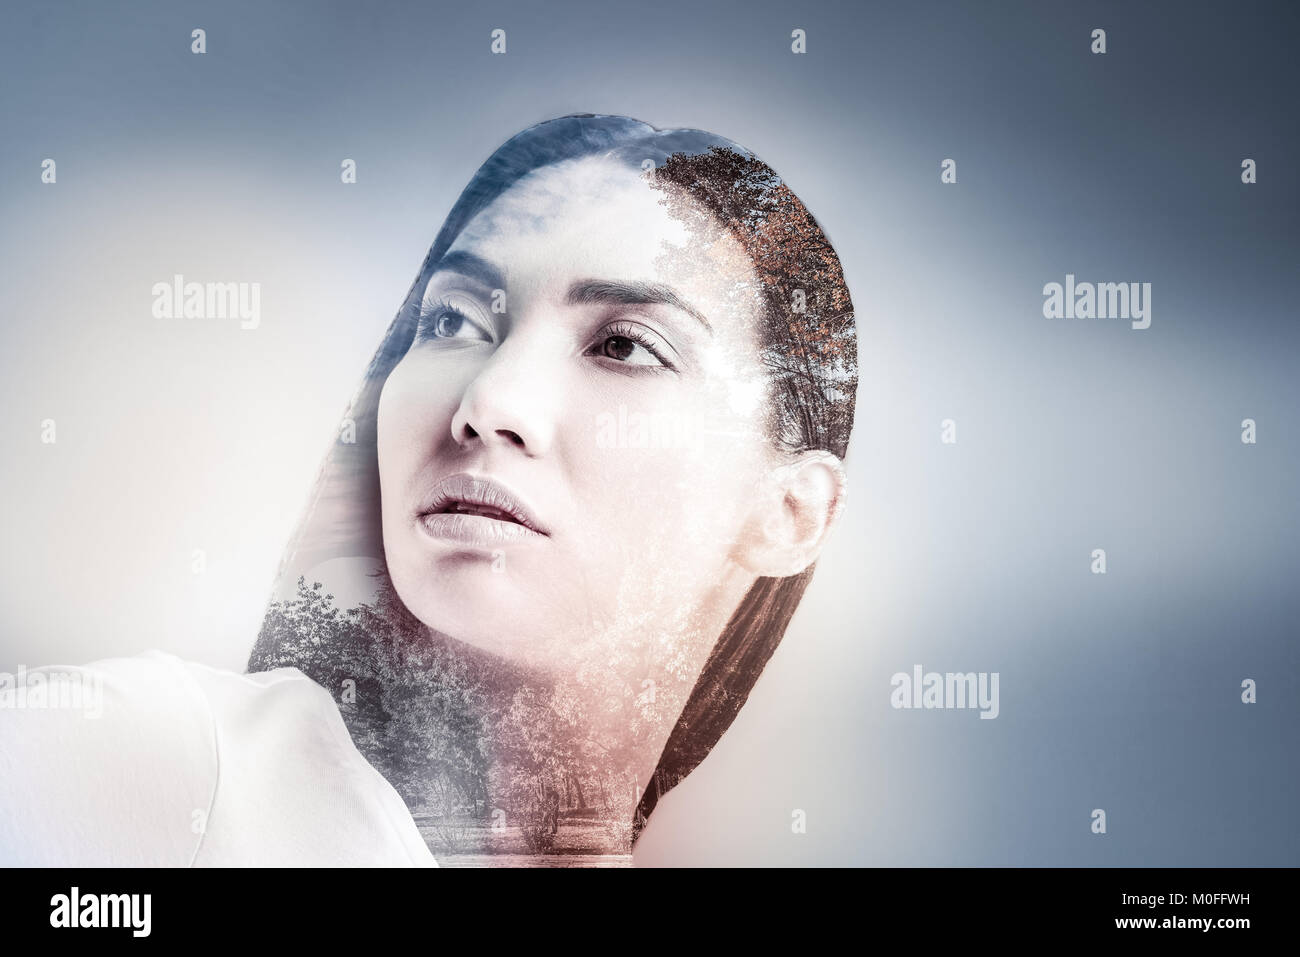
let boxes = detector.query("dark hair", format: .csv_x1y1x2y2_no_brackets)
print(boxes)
626,135,857,840
256,113,857,844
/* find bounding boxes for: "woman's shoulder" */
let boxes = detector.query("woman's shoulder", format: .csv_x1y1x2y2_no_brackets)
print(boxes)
178,654,438,867
0,650,217,866
0,650,436,867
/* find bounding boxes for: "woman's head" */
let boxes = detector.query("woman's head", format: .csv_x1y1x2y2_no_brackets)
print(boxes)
254,114,857,844
375,117,857,676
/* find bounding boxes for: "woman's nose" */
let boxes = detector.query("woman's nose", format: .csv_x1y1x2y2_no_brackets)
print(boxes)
448,337,556,457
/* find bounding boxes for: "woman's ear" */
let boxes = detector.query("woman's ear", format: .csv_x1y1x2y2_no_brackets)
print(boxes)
734,451,848,578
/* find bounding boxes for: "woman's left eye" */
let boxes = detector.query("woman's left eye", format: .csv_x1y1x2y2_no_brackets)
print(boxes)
585,322,675,371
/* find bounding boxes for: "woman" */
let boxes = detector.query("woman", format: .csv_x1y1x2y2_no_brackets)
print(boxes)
249,113,858,862
0,113,856,867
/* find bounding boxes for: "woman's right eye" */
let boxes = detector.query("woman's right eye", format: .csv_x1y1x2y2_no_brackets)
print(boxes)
418,298,493,344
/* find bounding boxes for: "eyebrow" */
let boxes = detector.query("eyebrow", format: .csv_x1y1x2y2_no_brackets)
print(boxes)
426,250,506,291
426,253,713,335
566,279,713,334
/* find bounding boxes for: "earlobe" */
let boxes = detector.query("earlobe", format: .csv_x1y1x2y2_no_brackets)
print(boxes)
734,451,847,578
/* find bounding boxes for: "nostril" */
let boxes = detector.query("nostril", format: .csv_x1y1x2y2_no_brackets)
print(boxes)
463,424,479,440
499,429,525,447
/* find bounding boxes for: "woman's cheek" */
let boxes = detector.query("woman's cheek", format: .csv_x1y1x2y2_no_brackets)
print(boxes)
379,356,420,420
381,356,451,452
672,446,744,545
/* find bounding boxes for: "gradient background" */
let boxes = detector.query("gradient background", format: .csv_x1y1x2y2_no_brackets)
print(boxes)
1,0,1296,865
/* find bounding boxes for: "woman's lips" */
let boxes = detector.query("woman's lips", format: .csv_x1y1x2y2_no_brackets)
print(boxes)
416,473,548,546
418,511,546,546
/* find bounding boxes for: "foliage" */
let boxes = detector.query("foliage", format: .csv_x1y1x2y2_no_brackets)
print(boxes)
651,146,858,459
252,574,647,855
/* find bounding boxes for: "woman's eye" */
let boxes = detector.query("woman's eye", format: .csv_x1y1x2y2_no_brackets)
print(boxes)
419,300,492,343
587,322,675,371
599,334,660,366
433,311,470,338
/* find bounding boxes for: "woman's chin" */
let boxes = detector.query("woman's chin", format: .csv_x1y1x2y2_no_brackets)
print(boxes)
402,574,569,664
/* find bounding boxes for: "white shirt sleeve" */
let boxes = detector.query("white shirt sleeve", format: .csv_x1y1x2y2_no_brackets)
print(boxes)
0,650,437,867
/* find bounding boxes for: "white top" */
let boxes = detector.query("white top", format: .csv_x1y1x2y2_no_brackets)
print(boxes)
0,650,437,867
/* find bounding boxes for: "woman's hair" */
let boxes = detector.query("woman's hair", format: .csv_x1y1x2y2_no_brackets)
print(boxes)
254,113,857,843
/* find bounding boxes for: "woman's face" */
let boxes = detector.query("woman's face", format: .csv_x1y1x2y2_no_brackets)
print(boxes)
377,154,778,667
